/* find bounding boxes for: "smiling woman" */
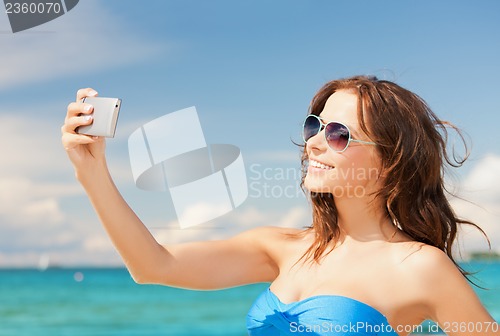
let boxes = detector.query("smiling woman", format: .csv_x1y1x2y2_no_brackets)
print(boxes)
298,76,487,266
61,76,497,336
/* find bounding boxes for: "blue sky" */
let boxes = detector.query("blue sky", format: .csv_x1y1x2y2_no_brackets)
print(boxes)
0,0,499,267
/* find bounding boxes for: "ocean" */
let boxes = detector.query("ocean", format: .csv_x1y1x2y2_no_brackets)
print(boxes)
1,261,499,336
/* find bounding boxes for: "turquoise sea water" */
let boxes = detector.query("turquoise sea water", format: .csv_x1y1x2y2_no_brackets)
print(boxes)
1,262,499,336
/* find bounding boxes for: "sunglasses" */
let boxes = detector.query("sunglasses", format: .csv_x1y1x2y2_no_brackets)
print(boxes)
302,114,376,152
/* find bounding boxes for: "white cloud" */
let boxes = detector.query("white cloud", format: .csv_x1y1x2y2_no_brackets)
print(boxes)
459,155,500,204
0,176,74,227
83,234,114,253
0,252,43,268
277,206,309,228
0,109,143,267
450,154,500,254
0,112,86,266
0,112,82,228
0,114,75,177
0,0,162,90
23,197,64,224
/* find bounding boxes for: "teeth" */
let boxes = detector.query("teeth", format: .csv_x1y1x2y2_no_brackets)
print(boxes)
309,159,334,170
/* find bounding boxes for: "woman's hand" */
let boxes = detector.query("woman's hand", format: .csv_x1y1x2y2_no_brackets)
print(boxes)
61,88,106,180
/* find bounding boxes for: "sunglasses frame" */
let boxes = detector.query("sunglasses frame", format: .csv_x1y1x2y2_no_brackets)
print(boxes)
302,114,376,153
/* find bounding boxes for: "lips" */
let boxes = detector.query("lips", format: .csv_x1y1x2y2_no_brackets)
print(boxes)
308,159,335,170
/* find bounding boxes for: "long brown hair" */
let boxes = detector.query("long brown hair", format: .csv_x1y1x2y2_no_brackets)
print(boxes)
299,75,489,279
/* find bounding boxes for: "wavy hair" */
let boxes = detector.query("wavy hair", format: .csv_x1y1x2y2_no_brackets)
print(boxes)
299,75,489,280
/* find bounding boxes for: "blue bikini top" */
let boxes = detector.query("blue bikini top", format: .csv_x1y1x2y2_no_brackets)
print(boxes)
247,288,398,335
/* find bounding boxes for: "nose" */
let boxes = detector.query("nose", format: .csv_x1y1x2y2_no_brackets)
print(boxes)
306,128,328,151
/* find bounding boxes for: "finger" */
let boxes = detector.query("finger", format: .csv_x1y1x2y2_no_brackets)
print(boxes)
76,88,98,102
92,136,104,143
61,132,98,151
61,115,93,134
66,102,94,119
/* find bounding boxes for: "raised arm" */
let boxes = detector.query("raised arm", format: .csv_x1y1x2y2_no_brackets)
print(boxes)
61,88,279,288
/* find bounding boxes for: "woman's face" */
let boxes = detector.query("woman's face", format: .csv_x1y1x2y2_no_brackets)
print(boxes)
303,90,382,198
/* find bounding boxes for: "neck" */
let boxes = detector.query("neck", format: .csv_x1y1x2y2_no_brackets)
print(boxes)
333,195,395,243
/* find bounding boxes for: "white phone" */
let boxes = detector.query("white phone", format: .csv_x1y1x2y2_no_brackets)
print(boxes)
77,97,121,138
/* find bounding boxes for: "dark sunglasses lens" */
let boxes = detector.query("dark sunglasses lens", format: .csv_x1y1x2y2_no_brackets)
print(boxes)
303,115,320,142
325,122,349,151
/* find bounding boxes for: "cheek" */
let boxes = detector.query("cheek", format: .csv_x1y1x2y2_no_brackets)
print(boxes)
337,151,380,184
327,151,382,193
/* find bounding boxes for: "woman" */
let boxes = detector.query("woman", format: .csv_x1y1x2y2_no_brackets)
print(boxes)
61,76,497,335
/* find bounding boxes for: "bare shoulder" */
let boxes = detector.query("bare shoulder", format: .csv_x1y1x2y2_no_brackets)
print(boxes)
393,242,487,314
395,243,497,329
394,242,464,287
398,243,461,277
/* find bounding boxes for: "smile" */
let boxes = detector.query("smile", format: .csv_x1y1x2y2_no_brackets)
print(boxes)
309,159,335,170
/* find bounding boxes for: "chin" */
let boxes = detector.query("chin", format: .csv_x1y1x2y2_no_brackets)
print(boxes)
304,174,368,198
303,175,335,194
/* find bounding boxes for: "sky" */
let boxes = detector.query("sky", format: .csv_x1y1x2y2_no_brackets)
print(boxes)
0,0,499,267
